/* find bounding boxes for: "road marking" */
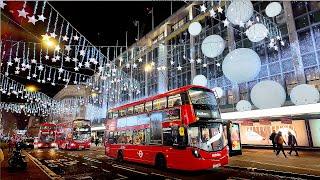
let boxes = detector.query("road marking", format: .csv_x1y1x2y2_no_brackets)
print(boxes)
91,165,98,168
112,164,148,175
114,174,128,180
150,172,181,180
112,164,135,170
102,169,111,173
233,159,320,172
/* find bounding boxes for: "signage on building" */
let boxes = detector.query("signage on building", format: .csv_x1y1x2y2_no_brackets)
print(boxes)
241,119,254,126
259,119,271,125
280,118,292,124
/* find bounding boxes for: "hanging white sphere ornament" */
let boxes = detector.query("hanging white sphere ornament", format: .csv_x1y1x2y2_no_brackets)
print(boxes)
265,2,282,17
188,22,202,36
222,48,261,83
250,80,286,109
236,100,252,112
192,75,208,87
245,23,269,42
290,84,320,105
201,35,225,58
226,0,253,25
212,87,224,98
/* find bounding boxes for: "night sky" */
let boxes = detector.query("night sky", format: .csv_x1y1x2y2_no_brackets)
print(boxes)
1,1,186,102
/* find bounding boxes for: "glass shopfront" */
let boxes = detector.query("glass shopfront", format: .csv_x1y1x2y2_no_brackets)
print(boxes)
239,120,309,146
309,119,320,147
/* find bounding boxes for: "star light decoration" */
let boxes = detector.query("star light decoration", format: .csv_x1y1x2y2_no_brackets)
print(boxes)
0,1,6,9
62,35,69,41
177,65,182,71
28,15,38,25
17,8,29,18
200,4,207,12
73,35,80,41
38,14,46,22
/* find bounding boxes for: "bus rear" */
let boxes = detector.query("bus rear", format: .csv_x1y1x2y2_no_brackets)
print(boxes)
35,123,57,148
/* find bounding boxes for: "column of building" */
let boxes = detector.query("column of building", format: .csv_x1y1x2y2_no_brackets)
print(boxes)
283,1,306,84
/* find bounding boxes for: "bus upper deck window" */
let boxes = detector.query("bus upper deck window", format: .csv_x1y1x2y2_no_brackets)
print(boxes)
127,107,133,115
119,109,126,117
134,104,144,114
168,94,182,108
145,101,152,112
108,112,113,119
153,97,167,110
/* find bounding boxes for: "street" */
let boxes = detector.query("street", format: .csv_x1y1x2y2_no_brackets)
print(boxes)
22,147,298,180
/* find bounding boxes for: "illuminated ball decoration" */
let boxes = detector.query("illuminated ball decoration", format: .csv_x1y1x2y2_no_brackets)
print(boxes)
250,80,286,109
188,22,202,36
212,87,224,98
201,35,225,58
245,23,269,42
226,0,253,25
222,48,261,84
236,100,252,112
290,84,320,105
192,75,208,87
265,2,282,17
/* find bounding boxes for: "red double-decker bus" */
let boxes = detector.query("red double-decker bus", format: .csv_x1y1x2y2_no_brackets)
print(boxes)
104,85,232,171
56,119,91,150
35,123,57,148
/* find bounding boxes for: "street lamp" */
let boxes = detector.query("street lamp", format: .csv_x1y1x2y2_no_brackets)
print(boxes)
144,63,153,72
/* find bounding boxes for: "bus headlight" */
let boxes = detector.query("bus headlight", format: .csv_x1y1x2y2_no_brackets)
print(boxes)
192,149,201,158
51,143,57,147
70,143,76,146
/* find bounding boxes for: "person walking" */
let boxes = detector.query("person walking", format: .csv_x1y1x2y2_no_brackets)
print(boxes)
275,131,287,158
95,138,100,147
288,132,299,156
269,130,277,152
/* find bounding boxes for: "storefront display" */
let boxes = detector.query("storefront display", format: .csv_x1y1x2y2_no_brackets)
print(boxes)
239,120,309,146
230,124,241,150
309,119,320,147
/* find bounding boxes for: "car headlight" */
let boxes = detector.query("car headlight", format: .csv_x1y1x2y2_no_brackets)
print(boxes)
51,143,57,147
192,149,201,158
70,143,76,146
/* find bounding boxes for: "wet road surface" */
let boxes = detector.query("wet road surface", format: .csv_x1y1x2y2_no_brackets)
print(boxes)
27,148,302,180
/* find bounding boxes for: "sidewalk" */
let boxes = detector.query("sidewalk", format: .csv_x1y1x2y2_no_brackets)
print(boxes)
229,148,320,177
1,149,50,180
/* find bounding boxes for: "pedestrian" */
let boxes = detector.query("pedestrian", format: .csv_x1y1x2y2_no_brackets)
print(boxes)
269,130,277,152
95,138,100,147
288,132,299,156
8,139,14,153
0,147,3,176
275,131,287,158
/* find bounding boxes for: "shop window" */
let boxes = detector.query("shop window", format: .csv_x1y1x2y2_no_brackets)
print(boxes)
295,15,310,30
292,1,307,17
168,94,182,108
298,29,314,54
134,104,144,114
310,11,320,24
145,101,152,112
153,97,167,110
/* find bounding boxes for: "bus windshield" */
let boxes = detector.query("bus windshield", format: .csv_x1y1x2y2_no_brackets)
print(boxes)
73,132,91,141
188,88,220,119
39,134,55,143
188,123,227,152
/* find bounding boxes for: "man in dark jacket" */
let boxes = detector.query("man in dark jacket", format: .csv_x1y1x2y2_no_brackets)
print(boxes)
269,130,277,152
288,132,298,156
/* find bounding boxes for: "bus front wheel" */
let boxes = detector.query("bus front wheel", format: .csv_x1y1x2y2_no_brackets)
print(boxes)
155,154,166,170
117,151,124,163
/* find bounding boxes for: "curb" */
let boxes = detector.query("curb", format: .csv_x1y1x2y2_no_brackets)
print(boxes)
224,165,320,179
24,151,63,180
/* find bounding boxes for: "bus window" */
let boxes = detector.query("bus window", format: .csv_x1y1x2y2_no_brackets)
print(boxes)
134,104,144,114
113,111,119,118
119,109,126,117
126,130,133,144
168,94,182,108
153,97,167,110
108,112,113,119
127,107,134,115
133,130,145,145
145,101,152,112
